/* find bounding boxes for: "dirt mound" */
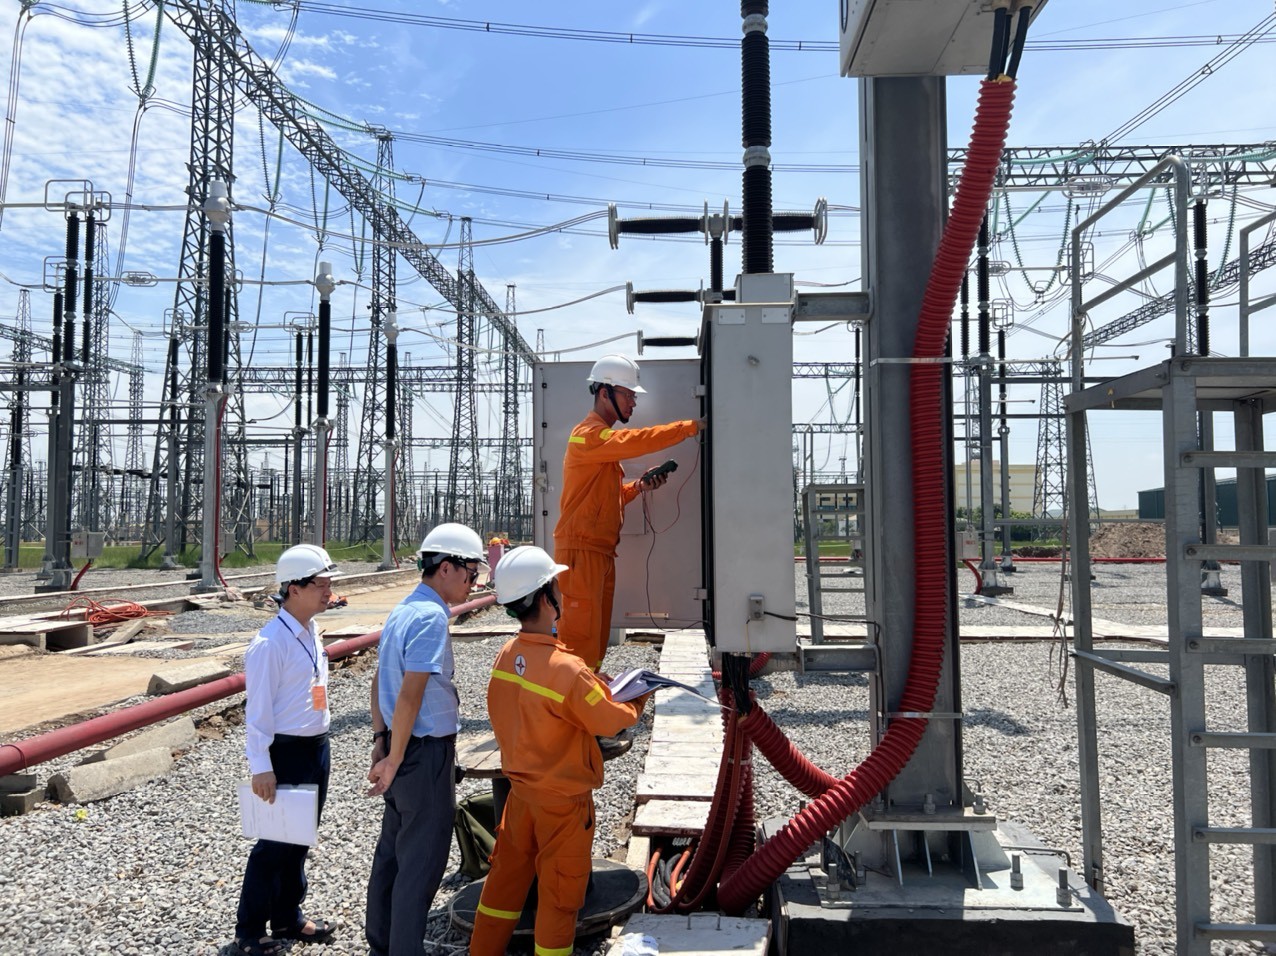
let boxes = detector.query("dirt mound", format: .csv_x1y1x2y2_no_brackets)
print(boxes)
1089,522,1165,558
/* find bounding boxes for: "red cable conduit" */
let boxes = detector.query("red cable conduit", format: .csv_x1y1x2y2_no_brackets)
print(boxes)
0,592,497,777
962,558,984,594
716,77,1016,914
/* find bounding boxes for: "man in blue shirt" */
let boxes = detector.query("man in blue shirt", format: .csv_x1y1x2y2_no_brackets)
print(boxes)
365,522,485,956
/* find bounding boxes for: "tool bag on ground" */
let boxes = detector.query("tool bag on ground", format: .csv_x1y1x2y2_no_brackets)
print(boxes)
453,789,497,878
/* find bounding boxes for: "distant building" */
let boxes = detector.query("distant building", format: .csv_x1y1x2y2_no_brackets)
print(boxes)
953,460,1037,515
1138,476,1276,527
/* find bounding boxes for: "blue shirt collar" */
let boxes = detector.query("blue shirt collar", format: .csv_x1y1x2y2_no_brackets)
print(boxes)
413,580,450,613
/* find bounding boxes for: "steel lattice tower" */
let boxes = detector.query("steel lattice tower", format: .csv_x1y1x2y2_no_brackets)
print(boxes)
350,132,396,543
76,219,112,535
7,291,35,542
142,0,239,562
447,217,481,529
396,377,416,544
332,368,350,541
1034,360,1098,533
124,330,145,540
495,283,524,538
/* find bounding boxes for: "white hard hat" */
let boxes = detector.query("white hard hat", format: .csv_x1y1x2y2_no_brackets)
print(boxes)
418,522,485,564
275,543,340,585
586,354,646,393
493,546,568,606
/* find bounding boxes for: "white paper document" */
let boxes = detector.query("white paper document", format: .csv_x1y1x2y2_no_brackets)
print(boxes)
608,668,716,704
237,783,319,846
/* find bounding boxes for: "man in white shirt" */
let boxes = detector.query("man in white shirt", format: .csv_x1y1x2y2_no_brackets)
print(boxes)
232,545,341,956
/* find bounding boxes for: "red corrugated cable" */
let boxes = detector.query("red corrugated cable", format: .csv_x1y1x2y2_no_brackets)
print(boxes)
962,558,984,594
737,703,841,797
716,77,1016,915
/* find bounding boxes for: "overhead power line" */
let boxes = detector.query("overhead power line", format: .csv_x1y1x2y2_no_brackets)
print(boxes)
247,1,1276,54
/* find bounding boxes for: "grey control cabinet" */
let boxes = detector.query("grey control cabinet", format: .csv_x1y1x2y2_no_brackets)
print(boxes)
532,358,704,633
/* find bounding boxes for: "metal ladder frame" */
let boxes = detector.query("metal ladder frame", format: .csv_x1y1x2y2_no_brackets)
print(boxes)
1067,156,1276,953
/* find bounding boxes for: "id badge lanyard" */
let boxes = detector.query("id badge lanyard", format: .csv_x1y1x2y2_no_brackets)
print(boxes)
289,618,327,712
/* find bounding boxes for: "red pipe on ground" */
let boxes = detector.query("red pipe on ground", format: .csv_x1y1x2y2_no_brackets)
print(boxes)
0,593,496,776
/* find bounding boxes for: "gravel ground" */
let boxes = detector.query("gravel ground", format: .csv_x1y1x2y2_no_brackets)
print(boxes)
0,559,1269,955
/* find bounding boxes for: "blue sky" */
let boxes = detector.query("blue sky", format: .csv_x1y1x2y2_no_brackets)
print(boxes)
0,0,1273,510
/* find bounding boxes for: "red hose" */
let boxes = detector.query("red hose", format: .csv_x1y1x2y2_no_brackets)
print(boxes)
962,558,984,594
0,592,491,776
738,704,840,797
69,559,94,591
717,78,1016,915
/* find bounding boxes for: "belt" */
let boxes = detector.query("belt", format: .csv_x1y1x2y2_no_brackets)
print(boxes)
410,733,457,744
274,732,329,745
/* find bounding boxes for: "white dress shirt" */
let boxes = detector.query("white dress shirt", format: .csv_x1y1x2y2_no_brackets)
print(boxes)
243,609,330,775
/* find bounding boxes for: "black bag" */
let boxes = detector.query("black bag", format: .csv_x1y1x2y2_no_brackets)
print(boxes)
453,789,497,879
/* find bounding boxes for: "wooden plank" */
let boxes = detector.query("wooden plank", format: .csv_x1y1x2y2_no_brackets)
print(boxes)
632,799,711,837
457,733,503,778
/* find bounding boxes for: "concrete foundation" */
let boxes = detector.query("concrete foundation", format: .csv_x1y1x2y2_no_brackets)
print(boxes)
81,717,198,764
49,746,174,804
147,661,230,695
765,818,1134,956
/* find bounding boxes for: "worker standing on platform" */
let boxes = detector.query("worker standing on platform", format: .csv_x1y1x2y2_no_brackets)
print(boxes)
365,522,485,956
232,544,342,956
554,353,701,669
468,546,651,956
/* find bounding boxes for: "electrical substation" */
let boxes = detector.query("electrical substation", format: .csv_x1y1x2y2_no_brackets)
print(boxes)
1,0,1275,954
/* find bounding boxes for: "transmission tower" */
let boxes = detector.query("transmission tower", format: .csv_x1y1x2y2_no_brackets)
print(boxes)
77,218,112,535
332,371,350,541
396,376,416,544
447,217,481,530
495,283,524,539
351,132,395,543
1034,360,1098,534
124,331,145,540
141,0,238,564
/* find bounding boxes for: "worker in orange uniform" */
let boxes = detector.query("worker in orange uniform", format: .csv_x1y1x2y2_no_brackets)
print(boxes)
468,545,651,956
554,353,701,669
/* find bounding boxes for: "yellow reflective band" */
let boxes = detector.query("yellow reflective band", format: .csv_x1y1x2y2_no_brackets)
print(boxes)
568,436,586,444
599,428,614,440
535,944,575,956
584,685,604,706
477,901,522,921
492,668,566,703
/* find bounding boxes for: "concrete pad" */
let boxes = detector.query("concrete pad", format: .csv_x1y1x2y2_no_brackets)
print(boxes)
81,717,198,764
625,834,651,871
647,739,723,759
49,746,174,804
1,773,38,792
636,772,718,803
610,913,769,955
0,787,44,816
632,799,711,837
147,660,230,695
90,640,196,656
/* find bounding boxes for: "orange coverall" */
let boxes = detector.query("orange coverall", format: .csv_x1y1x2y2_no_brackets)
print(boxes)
553,410,698,668
468,630,645,956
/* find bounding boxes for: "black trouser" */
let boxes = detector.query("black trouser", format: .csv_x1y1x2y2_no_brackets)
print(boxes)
235,732,330,940
366,733,456,956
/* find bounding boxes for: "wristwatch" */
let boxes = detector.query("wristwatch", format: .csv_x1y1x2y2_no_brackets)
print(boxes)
372,729,389,744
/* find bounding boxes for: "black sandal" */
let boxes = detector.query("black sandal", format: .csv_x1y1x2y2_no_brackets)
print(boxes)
272,918,335,944
234,938,284,956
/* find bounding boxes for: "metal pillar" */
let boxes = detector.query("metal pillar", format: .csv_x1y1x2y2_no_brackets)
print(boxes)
859,75,961,815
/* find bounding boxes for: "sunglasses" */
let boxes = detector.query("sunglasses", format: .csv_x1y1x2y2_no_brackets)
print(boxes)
448,559,480,583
